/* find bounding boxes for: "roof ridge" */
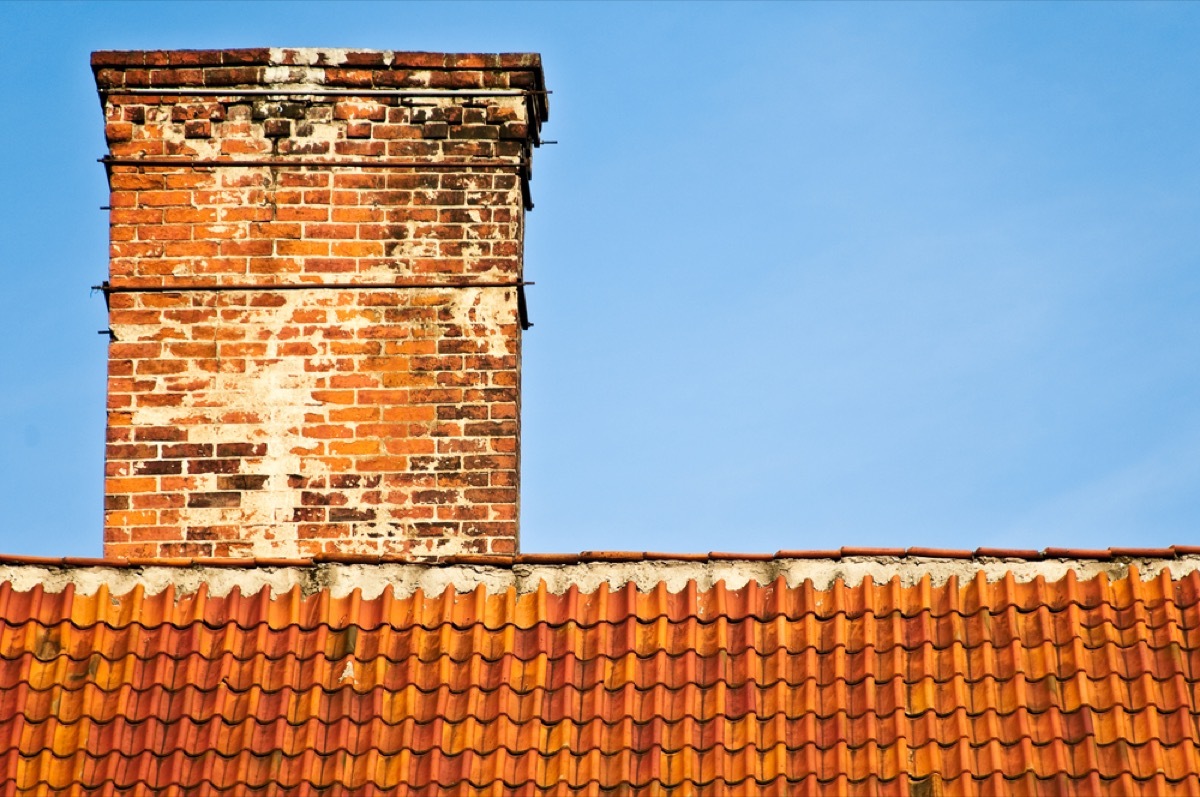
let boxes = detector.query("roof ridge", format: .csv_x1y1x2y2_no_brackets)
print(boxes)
3,546,1198,569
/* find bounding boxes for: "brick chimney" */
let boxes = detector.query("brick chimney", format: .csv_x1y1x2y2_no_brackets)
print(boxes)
94,49,547,560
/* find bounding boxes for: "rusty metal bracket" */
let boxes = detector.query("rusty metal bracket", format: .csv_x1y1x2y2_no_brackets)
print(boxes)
517,283,533,330
89,282,111,311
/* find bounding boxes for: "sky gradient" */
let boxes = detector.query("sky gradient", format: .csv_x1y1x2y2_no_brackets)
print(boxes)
1,2,1197,557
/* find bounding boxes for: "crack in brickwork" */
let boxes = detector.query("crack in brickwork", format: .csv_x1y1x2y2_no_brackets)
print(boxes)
95,49,545,560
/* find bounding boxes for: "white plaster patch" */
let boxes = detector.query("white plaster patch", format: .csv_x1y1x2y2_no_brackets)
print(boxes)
262,66,326,88
224,319,325,553
450,288,515,357
301,119,340,145
160,122,185,147
269,48,354,67
178,136,222,160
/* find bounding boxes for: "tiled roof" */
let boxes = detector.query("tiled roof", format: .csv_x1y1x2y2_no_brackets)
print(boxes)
3,559,1200,794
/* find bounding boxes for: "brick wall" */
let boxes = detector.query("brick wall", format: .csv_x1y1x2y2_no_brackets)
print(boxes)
94,49,547,559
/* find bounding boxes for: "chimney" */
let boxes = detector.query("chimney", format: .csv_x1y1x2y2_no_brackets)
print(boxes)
94,49,547,559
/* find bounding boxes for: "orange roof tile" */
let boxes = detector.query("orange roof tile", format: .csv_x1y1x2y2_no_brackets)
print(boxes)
2,564,1200,794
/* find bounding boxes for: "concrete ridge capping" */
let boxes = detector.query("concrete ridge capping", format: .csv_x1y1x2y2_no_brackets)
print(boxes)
2,548,1199,598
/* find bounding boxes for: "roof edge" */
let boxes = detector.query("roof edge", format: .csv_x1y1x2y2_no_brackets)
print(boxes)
3,546,1195,571
3,551,1199,599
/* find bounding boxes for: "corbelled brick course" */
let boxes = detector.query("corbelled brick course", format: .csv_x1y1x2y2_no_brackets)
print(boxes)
95,49,547,560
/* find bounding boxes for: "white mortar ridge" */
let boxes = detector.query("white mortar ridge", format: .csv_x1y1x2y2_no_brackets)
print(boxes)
2,556,1199,599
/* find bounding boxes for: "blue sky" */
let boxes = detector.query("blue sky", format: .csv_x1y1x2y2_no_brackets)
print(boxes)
1,2,1197,557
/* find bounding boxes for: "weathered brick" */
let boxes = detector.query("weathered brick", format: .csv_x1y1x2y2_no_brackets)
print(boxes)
134,426,187,443
188,459,241,474
263,118,291,138
184,120,211,139
329,508,377,522
187,492,241,508
217,475,270,490
132,460,182,476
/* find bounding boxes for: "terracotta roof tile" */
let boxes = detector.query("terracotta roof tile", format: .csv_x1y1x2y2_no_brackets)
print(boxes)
1044,547,1116,560
840,546,908,557
2,566,1200,793
775,549,843,559
905,547,975,559
974,547,1044,559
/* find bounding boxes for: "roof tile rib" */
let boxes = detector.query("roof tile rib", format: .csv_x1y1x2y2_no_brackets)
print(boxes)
2,566,1200,794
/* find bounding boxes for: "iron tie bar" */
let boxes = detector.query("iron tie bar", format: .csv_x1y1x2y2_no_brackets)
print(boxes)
96,280,532,292
100,156,526,170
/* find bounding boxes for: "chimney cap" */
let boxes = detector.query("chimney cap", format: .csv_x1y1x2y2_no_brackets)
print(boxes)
91,48,543,70
91,48,548,121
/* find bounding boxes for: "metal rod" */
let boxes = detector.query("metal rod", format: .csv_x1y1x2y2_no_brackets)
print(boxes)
100,88,543,98
96,280,532,293
523,93,541,148
100,156,525,171
516,284,533,331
